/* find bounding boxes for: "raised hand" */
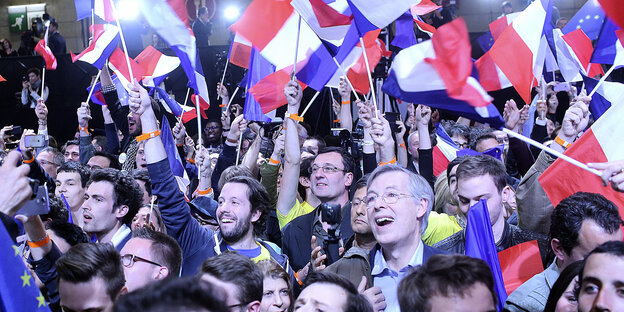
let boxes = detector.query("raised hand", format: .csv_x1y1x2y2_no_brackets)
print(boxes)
127,79,152,116
172,120,186,146
77,102,92,128
284,79,303,110
338,76,351,100
357,100,373,129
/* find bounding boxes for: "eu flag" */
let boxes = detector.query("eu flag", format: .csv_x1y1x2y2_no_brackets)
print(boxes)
0,221,51,312
562,0,605,40
465,199,507,311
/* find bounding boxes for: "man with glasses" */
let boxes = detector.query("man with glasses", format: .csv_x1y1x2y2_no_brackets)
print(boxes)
120,227,182,292
282,146,356,273
201,252,263,312
365,164,446,312
36,147,64,179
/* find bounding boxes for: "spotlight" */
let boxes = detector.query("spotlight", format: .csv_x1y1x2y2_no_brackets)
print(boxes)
224,6,240,22
116,0,140,20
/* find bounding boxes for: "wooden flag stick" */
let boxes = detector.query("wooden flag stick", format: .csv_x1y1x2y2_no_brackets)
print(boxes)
502,128,601,176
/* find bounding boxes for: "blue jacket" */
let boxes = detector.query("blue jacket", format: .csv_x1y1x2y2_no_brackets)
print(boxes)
147,159,293,277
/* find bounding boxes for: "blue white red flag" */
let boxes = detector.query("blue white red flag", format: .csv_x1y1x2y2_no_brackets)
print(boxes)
107,47,145,91
244,48,276,122
347,0,420,36
290,0,355,55
465,199,508,311
74,0,115,21
161,116,190,193
392,10,418,49
135,45,180,88
227,33,252,69
583,74,624,120
154,87,184,117
72,24,120,70
383,18,504,128
432,123,459,176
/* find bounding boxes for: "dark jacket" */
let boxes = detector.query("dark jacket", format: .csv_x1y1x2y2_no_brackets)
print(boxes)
325,245,373,289
29,242,63,312
282,204,354,272
48,32,66,55
147,158,293,276
432,222,552,267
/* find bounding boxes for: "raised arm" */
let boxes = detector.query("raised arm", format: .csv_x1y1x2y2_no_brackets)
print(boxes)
277,80,303,217
77,102,96,164
337,77,353,132
370,111,396,165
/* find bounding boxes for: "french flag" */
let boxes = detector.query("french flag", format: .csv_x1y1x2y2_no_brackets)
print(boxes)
35,40,57,70
72,24,120,70
392,11,418,49
137,0,209,110
108,47,145,91
598,0,624,30
539,100,624,215
291,0,354,54
489,12,521,42
228,33,252,69
414,16,436,38
432,124,460,177
554,29,604,82
591,19,624,67
188,52,211,117
87,74,130,106
488,0,552,104
326,29,390,94
134,45,180,88
161,116,190,193
347,0,420,36
475,51,513,92
383,18,504,128
154,87,184,117
244,48,276,122
582,74,624,120
249,65,308,115
561,29,603,76
74,0,114,21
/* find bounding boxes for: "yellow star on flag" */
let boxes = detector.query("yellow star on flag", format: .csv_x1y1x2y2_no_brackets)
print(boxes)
36,293,47,307
21,270,31,287
13,245,19,256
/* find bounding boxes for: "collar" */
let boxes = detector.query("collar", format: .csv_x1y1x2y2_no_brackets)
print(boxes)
110,224,131,248
371,240,424,275
545,260,560,288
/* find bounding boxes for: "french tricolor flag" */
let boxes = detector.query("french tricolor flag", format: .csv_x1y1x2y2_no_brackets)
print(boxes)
475,51,513,92
72,24,120,70
489,12,521,42
383,18,504,128
539,100,624,215
488,0,552,104
74,0,114,21
410,0,440,16
432,124,460,177
134,45,180,88
347,0,420,35
108,47,145,91
554,28,604,82
582,74,624,120
561,29,603,76
291,0,354,54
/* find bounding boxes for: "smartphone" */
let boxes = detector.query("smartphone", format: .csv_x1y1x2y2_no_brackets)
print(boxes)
7,126,22,137
16,181,49,217
24,134,46,148
554,82,570,92
384,112,401,133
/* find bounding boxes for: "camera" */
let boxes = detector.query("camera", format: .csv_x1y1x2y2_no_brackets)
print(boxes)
22,76,28,82
16,179,50,217
320,203,342,266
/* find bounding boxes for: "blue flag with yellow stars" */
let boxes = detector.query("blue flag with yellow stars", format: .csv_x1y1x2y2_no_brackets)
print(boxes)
0,220,51,312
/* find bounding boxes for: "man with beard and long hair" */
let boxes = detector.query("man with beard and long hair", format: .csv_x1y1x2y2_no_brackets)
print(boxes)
127,79,293,278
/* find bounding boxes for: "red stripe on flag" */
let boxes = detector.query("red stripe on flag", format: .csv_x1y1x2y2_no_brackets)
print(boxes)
598,0,624,30
432,146,451,177
411,0,441,16
498,240,543,295
309,0,352,27
539,129,624,213
35,40,57,70
190,95,210,119
562,29,593,73
0,75,6,82
229,41,252,69
489,25,534,104
588,63,604,78
475,52,502,91
109,48,145,83
414,19,437,35
489,16,509,42
182,108,198,123
135,46,162,75
230,0,294,51
167,0,191,28
250,68,307,114
347,30,385,94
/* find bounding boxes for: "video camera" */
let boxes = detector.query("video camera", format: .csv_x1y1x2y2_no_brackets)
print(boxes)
320,202,342,266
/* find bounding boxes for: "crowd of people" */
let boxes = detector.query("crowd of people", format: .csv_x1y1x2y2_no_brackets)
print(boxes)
0,62,623,312
1,2,624,312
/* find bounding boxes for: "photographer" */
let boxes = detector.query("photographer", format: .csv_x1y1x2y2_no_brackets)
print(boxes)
21,68,49,109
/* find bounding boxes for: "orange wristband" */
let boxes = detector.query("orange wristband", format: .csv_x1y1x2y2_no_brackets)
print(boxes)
288,113,303,122
197,187,212,195
219,104,226,108
269,157,280,165
379,157,397,166
186,157,195,164
78,125,89,134
341,100,350,105
27,235,50,248
554,136,572,149
176,143,184,147
23,157,35,164
136,130,161,142
333,119,340,123
399,142,406,148
294,271,304,286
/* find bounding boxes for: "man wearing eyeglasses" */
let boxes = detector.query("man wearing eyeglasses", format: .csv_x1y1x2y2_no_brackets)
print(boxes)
36,147,64,179
365,164,446,312
120,227,182,292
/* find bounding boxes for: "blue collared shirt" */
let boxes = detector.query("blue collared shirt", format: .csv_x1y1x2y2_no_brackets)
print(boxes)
371,241,424,312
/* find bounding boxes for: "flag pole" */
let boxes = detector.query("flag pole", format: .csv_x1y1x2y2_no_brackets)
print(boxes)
217,61,229,100
109,0,134,80
301,91,321,117
86,70,102,103
293,15,302,77
588,64,616,97
40,25,50,99
359,37,378,118
195,93,203,178
502,128,601,176
183,87,191,106
332,57,360,101
224,86,240,112
235,131,244,165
